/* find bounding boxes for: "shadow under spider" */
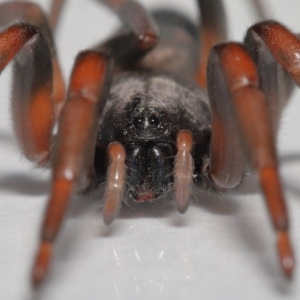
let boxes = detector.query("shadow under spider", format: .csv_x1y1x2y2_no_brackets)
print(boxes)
0,174,50,196
0,131,15,144
28,154,300,295
280,152,300,196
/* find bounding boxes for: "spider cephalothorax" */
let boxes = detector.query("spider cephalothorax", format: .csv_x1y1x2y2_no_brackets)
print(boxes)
1,0,299,286
92,73,211,204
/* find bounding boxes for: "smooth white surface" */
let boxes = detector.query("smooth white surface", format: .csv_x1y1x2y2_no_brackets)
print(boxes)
1,1,300,299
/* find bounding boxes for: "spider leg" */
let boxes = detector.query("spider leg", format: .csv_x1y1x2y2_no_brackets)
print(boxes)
0,2,65,119
96,0,158,65
32,51,112,286
245,20,300,134
196,0,227,87
248,0,268,20
206,44,246,190
0,3,65,164
207,43,294,277
49,0,66,31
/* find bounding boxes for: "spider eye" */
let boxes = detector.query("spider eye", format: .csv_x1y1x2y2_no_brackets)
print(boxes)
149,115,159,128
134,117,144,129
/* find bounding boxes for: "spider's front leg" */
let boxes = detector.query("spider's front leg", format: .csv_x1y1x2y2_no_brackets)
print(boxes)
206,42,295,277
0,2,65,164
31,0,160,286
32,50,112,286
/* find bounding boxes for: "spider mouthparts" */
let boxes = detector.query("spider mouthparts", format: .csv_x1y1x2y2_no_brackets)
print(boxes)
136,192,156,203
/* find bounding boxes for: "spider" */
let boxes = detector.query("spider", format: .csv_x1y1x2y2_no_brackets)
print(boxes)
0,0,299,287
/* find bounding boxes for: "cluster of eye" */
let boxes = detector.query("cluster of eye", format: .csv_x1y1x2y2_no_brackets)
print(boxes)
133,115,160,129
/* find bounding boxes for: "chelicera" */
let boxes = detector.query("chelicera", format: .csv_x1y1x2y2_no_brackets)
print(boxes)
0,0,299,286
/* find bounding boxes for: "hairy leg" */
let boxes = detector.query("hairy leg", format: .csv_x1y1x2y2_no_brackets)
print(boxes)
206,43,246,189
0,2,65,118
0,2,65,164
96,0,158,66
49,0,66,31
196,0,227,87
207,42,294,277
32,50,112,286
245,20,300,134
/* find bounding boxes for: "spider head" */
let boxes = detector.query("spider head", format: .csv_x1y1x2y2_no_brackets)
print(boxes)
94,73,210,206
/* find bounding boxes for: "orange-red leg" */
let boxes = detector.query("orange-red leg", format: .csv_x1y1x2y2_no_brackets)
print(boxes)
0,23,53,164
32,51,112,286
97,0,158,66
0,2,65,119
207,43,294,277
0,3,65,164
206,42,246,190
245,21,300,133
196,0,227,87
248,21,300,86
101,0,158,49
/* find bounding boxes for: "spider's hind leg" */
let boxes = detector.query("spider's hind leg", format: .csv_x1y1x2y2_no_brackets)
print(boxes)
244,20,299,134
97,0,159,66
0,2,65,165
196,0,227,87
49,0,66,31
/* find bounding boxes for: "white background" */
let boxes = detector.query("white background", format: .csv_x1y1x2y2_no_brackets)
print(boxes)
1,0,300,299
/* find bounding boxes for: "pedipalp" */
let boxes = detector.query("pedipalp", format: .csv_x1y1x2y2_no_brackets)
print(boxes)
174,130,194,214
103,142,127,225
